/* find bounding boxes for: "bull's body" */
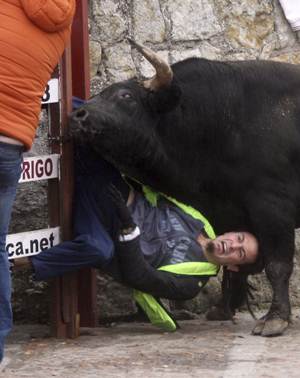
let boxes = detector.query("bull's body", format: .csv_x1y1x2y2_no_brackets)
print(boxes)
71,55,300,336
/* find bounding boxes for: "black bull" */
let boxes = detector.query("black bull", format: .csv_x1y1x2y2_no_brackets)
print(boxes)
70,41,300,337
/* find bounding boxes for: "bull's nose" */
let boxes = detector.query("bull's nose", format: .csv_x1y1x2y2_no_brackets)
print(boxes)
72,108,89,122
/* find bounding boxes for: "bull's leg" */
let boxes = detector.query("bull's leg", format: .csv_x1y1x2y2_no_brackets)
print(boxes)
252,259,292,336
244,193,294,336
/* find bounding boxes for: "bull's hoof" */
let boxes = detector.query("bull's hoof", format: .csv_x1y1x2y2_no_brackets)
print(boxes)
252,316,289,337
206,306,232,321
251,317,266,335
261,318,289,337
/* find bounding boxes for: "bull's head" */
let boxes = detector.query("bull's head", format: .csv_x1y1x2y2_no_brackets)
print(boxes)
69,39,182,177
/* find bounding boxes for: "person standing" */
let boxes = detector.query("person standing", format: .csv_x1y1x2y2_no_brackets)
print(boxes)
0,0,75,363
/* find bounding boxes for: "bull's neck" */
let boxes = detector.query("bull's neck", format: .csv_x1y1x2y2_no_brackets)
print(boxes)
119,152,181,197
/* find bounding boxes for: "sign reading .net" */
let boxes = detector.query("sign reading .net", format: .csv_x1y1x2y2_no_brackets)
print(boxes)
7,227,60,260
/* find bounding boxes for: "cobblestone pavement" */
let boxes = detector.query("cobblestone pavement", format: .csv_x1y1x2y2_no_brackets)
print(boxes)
1,312,300,378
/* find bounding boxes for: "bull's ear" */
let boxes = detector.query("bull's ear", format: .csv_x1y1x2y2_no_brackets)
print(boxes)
147,79,181,113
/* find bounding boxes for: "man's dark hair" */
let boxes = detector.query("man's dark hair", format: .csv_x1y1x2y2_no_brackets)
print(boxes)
222,251,264,319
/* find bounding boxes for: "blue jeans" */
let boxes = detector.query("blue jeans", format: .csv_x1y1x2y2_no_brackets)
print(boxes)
31,147,127,282
0,142,23,362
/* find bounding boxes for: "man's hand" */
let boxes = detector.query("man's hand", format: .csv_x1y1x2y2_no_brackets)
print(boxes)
108,184,136,234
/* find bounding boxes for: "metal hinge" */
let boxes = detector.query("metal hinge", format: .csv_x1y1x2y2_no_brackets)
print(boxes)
47,135,72,144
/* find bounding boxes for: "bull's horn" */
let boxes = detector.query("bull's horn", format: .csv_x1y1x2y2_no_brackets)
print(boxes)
128,38,173,91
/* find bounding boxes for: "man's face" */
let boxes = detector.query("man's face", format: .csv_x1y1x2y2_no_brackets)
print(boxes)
204,231,258,267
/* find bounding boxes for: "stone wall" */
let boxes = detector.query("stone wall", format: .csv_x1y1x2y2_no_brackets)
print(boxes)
12,0,300,323
88,0,300,89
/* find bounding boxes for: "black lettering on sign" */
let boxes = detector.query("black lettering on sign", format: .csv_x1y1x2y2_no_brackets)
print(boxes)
15,242,24,256
6,244,14,257
40,237,49,250
36,159,43,177
30,239,39,253
22,161,30,180
44,158,53,176
42,84,50,103
21,158,54,180
30,160,35,178
49,233,55,248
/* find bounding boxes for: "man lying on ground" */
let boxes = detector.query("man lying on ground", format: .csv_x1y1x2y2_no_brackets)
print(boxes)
13,146,259,331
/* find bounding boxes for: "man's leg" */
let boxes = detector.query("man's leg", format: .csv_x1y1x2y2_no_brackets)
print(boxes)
0,143,23,362
30,149,125,281
73,146,129,240
31,231,114,281
15,149,126,284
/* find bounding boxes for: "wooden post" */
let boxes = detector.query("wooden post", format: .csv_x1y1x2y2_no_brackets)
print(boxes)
49,0,95,336
71,0,90,99
49,47,80,338
48,67,68,337
60,46,80,338
71,0,98,328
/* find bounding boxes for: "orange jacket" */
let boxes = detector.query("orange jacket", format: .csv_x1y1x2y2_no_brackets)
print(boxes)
0,0,75,149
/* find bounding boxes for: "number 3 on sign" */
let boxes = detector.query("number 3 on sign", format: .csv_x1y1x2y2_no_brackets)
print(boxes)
42,78,59,104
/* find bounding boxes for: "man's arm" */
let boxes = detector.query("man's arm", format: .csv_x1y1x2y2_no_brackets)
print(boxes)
116,237,208,300
108,184,208,300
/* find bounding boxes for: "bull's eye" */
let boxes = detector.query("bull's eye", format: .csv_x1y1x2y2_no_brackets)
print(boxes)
118,89,133,100
121,93,132,99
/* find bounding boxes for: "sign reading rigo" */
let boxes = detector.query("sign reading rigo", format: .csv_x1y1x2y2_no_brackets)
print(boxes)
6,227,60,260
42,78,59,104
19,154,60,183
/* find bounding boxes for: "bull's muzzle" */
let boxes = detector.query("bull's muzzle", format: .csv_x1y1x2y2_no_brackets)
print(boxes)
68,107,92,142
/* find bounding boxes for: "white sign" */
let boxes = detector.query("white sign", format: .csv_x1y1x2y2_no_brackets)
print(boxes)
19,154,60,183
42,78,59,104
7,227,60,260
